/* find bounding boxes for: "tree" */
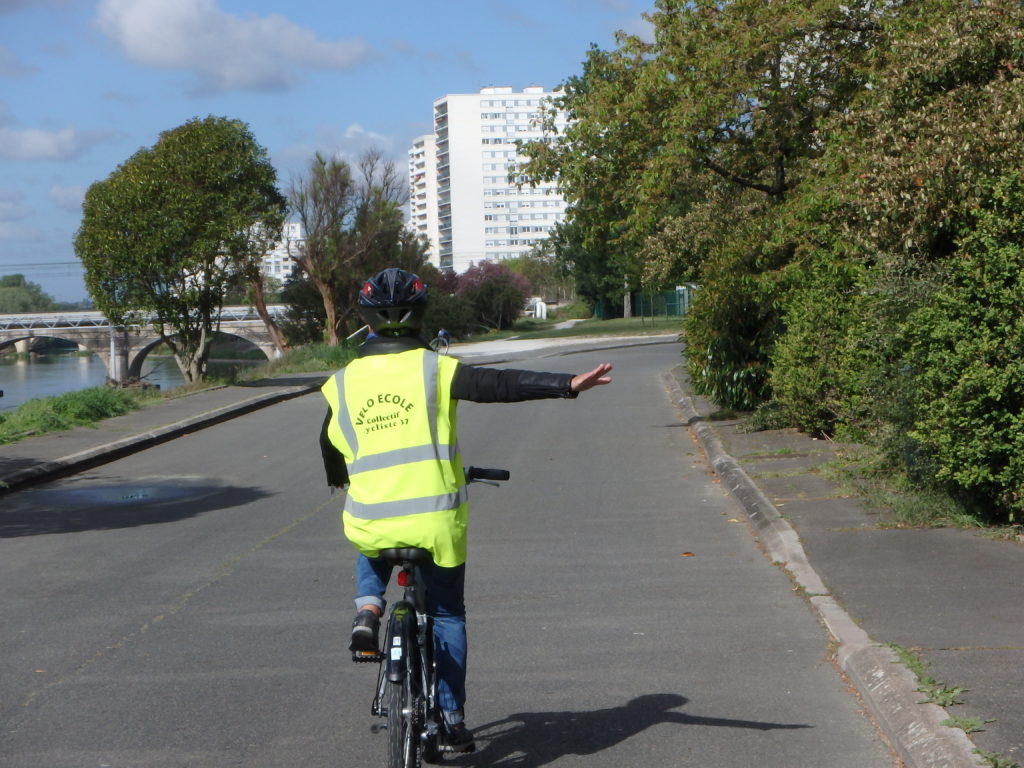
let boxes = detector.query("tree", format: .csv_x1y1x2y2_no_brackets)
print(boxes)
287,149,425,344
0,274,57,313
517,41,665,308
457,262,531,331
75,116,286,383
505,247,575,305
278,274,328,346
518,0,881,322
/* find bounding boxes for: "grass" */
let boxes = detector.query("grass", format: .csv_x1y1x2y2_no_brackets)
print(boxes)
887,643,970,707
0,386,162,445
883,640,1019,768
975,749,1022,768
887,643,1017,767
244,342,357,377
817,446,986,530
940,715,991,734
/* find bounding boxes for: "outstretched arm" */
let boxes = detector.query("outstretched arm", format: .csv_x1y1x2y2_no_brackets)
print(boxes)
571,363,613,393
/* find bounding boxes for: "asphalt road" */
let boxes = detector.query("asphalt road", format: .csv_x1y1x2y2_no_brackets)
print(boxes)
0,343,896,767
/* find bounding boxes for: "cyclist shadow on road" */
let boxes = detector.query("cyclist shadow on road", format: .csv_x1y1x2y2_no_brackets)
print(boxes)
449,693,811,767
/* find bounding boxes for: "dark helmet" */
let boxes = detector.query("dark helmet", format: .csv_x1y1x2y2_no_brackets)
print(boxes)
357,268,428,335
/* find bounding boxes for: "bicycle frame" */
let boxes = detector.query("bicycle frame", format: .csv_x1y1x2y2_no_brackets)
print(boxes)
372,553,441,763
366,468,509,765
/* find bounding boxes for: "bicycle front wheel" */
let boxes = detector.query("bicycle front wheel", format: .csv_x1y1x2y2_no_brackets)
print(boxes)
386,679,418,768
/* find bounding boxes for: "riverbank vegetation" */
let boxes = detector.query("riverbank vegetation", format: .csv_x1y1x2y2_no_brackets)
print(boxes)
0,274,92,314
0,386,159,445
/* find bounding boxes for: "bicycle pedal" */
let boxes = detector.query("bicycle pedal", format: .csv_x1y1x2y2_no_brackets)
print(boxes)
351,650,384,663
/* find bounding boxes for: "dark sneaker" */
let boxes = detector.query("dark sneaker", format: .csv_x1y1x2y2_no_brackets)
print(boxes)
349,610,379,653
441,722,475,753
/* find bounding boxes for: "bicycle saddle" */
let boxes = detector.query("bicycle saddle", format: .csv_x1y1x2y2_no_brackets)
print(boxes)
379,547,434,567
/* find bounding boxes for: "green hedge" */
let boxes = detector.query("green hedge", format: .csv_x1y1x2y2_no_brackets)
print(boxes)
901,176,1024,522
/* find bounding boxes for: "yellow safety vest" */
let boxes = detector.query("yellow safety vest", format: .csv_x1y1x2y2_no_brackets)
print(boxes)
320,348,468,567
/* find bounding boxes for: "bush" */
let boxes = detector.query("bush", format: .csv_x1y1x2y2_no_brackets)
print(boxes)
684,243,782,412
457,262,531,331
553,299,593,320
901,175,1024,522
422,290,475,340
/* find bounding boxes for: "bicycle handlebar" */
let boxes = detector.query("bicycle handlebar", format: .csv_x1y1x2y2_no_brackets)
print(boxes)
465,466,510,482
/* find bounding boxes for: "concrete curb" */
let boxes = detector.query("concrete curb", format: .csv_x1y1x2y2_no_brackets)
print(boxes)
662,371,985,768
0,381,322,494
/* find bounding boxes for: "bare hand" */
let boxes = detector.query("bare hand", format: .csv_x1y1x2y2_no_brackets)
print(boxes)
571,363,613,393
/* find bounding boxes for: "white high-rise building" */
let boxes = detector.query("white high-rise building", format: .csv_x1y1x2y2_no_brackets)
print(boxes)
408,134,440,265
410,85,569,274
260,221,304,282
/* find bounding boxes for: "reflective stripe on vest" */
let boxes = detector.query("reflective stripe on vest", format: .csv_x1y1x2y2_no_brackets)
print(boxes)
344,485,469,520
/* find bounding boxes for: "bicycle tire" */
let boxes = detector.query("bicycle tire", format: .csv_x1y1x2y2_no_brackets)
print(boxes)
386,678,419,768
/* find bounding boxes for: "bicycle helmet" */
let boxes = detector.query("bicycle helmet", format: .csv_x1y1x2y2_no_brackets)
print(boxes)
357,267,428,335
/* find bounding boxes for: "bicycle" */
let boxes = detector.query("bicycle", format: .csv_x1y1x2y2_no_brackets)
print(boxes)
428,329,451,355
354,465,510,767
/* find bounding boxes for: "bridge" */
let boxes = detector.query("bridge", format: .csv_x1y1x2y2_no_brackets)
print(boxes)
0,306,287,383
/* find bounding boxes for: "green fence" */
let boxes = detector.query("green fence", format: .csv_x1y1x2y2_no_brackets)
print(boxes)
594,285,698,319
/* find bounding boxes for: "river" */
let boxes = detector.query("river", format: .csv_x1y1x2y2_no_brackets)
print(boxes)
0,353,253,412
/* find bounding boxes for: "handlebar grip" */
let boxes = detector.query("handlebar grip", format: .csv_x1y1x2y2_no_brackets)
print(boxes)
465,466,510,482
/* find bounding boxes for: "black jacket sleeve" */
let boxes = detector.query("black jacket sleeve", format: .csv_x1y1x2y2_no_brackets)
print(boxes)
450,364,577,403
320,409,349,487
319,358,574,486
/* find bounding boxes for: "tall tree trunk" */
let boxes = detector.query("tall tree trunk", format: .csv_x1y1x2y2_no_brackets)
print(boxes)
172,321,214,384
316,277,340,345
249,274,288,355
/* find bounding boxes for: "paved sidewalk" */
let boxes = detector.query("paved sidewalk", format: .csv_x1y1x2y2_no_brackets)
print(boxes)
3,335,1019,768
667,366,1023,768
0,373,328,493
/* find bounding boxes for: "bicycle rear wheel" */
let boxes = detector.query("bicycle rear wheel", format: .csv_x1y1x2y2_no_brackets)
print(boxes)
386,678,419,768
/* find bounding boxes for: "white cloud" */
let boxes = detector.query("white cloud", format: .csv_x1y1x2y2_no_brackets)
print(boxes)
276,123,403,181
95,0,371,92
0,124,84,160
0,189,31,222
49,183,85,213
0,104,111,161
617,13,654,43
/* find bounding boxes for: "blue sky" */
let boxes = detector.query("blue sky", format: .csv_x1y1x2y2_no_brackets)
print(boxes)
0,0,653,302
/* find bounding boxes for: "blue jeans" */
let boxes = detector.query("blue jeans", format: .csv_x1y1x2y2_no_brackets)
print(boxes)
355,554,467,714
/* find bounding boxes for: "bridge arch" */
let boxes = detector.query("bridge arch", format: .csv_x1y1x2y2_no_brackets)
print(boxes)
122,330,274,380
0,332,94,356
0,306,285,383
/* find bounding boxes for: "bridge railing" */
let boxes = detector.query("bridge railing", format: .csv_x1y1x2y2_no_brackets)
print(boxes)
0,305,286,332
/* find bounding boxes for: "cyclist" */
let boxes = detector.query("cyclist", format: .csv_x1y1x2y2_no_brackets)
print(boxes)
319,267,612,753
